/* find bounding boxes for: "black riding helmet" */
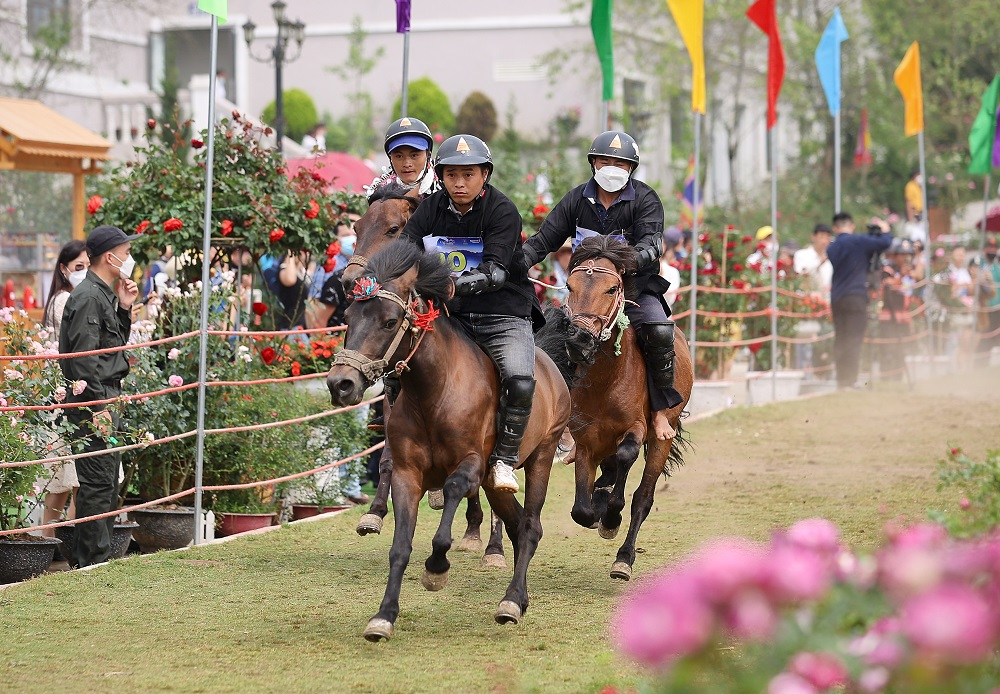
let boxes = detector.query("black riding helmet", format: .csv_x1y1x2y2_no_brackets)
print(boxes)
434,134,493,182
588,130,640,175
384,117,434,156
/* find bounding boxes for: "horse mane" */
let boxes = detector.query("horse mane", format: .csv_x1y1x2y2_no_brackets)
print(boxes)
367,181,421,210
534,307,581,391
568,235,639,301
365,241,454,304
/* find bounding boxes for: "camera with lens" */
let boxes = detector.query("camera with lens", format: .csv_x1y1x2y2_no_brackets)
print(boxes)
866,223,886,235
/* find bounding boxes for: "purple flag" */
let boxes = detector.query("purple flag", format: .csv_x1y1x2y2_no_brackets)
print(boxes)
994,114,1000,167
396,0,410,33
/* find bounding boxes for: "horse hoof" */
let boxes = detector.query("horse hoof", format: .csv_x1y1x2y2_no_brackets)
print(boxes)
456,536,483,553
363,618,394,642
427,489,445,510
588,521,599,530
356,514,383,536
598,521,620,540
610,561,633,581
495,600,522,625
481,553,507,569
421,569,449,591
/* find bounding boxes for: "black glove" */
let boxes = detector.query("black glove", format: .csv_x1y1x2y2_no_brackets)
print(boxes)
635,245,660,270
453,269,489,296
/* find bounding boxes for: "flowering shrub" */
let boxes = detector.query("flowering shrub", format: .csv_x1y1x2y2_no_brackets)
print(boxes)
0,308,77,531
611,517,1000,692
929,448,1000,539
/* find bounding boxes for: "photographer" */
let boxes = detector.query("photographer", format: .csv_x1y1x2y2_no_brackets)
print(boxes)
878,238,916,380
826,213,893,389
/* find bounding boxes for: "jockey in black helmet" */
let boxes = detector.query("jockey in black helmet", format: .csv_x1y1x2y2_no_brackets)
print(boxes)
401,134,542,494
367,117,440,201
524,130,683,440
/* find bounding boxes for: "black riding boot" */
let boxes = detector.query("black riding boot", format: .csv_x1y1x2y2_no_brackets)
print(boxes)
487,376,535,493
640,321,676,391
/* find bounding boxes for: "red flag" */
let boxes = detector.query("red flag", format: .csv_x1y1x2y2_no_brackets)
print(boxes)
746,0,785,130
854,107,872,168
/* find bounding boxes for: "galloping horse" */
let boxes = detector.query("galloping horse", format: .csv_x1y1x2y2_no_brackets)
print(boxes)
327,242,572,641
342,185,502,563
541,235,692,581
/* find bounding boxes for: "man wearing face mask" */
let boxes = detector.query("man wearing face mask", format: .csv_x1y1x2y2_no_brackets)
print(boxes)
524,131,683,441
59,225,139,568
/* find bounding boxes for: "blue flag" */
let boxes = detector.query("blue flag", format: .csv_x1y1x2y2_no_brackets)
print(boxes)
814,8,849,116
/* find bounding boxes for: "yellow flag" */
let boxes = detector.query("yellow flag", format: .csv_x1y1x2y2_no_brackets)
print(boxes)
665,0,706,114
893,42,923,136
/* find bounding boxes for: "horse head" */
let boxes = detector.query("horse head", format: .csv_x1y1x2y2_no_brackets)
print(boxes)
341,183,421,292
327,241,454,406
563,236,638,365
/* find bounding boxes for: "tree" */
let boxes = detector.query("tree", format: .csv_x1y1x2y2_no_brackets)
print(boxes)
392,77,455,135
325,16,383,157
456,91,499,142
261,89,319,143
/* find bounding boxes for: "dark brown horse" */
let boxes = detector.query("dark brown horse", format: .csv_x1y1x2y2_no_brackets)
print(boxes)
539,235,693,581
327,242,572,641
342,185,504,564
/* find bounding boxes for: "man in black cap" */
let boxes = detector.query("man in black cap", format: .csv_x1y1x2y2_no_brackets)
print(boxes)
59,225,139,567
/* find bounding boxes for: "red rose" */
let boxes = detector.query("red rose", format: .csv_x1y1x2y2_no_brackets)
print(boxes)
146,118,156,129
326,241,341,257
305,199,320,219
291,361,301,377
261,347,276,365
86,195,103,214
323,259,335,273
135,220,150,235
532,203,549,220
337,202,348,212
732,263,744,272
191,138,204,148
269,228,285,243
220,219,233,236
163,218,183,232
252,302,268,316
741,235,753,244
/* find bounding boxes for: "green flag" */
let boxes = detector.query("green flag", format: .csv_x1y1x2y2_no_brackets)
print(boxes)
591,0,614,102
969,73,1000,175
198,0,227,24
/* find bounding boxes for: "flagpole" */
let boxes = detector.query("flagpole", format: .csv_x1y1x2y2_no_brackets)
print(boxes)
834,109,841,213
401,31,410,115
976,171,992,322
193,14,220,546
918,130,930,272
770,125,779,400
689,111,701,376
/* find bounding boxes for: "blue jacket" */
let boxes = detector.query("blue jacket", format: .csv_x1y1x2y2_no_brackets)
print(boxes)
827,232,893,302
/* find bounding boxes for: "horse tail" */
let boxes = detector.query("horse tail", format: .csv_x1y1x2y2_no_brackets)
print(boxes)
535,307,579,391
648,418,692,477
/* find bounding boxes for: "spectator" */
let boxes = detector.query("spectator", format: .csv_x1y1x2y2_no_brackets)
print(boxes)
301,123,327,155
878,238,917,380
904,170,927,243
947,246,976,367
215,70,228,100
826,212,892,389
976,236,1000,363
59,225,138,567
793,223,833,300
747,226,775,274
909,239,927,282
275,252,310,331
143,245,174,298
311,213,361,329
925,247,953,356
659,228,682,309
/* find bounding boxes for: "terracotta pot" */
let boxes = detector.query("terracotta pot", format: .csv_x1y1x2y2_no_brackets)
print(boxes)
130,507,196,552
0,536,62,585
54,521,140,565
290,504,350,521
216,512,277,537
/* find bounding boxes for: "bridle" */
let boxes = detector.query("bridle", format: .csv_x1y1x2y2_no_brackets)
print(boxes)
566,260,631,343
331,278,439,384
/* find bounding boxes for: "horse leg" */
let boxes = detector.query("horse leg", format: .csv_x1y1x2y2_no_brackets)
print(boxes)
422,458,480,590
611,438,671,582
599,430,643,540
590,458,617,521
455,491,484,553
357,404,394,536
570,449,598,529
481,509,506,569
364,470,421,642
495,450,553,625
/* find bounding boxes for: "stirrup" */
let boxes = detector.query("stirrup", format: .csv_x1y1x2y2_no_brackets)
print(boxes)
488,462,519,494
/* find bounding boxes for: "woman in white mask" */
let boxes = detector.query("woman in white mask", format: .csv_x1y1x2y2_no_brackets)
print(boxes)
43,239,90,332
523,130,682,442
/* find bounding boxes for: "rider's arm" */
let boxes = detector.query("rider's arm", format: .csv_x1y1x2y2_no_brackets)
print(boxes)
454,193,522,297
523,191,577,267
631,186,665,270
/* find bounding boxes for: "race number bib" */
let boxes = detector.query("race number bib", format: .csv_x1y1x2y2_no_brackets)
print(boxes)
423,236,484,277
573,226,626,251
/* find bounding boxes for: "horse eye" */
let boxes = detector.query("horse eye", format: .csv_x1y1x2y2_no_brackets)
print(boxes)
383,319,398,330
606,286,617,295
387,225,400,236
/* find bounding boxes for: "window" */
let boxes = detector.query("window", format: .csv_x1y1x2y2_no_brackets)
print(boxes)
26,0,72,43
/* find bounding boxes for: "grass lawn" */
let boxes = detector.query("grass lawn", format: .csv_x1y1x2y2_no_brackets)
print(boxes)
2,368,998,693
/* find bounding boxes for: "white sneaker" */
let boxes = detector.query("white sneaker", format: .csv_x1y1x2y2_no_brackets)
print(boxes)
489,462,519,494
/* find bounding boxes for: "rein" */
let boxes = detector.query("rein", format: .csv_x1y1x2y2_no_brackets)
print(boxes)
566,260,633,346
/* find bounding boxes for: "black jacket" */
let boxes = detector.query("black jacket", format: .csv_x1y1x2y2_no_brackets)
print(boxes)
402,185,539,321
524,178,664,293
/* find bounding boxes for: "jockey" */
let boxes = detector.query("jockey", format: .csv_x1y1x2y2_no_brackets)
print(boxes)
523,130,683,440
367,117,440,201
401,134,540,494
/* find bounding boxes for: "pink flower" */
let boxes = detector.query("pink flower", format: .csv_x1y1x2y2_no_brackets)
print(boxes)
721,589,777,641
788,651,849,690
900,583,997,663
767,672,818,694
764,545,832,603
857,668,890,693
783,518,841,559
878,546,944,598
72,380,87,396
54,386,66,403
168,375,184,387
167,348,180,361
960,497,971,510
689,538,768,603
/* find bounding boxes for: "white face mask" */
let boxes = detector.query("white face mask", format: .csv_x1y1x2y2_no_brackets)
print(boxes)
110,252,136,280
67,269,88,288
594,165,630,193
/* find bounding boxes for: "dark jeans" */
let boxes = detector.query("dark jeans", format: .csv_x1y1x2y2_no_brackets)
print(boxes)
453,313,535,380
832,294,869,387
625,291,680,411
68,403,121,568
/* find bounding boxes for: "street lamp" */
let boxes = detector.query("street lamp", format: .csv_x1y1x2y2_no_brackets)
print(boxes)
242,1,305,152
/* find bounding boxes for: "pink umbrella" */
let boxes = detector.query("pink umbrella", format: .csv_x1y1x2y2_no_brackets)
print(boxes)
977,204,1000,233
284,152,375,193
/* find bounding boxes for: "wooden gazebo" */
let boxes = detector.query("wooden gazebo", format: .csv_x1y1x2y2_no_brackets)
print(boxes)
0,97,112,240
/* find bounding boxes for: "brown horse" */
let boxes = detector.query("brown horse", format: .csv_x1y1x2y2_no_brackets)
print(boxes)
342,185,504,563
327,242,572,641
538,235,693,581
